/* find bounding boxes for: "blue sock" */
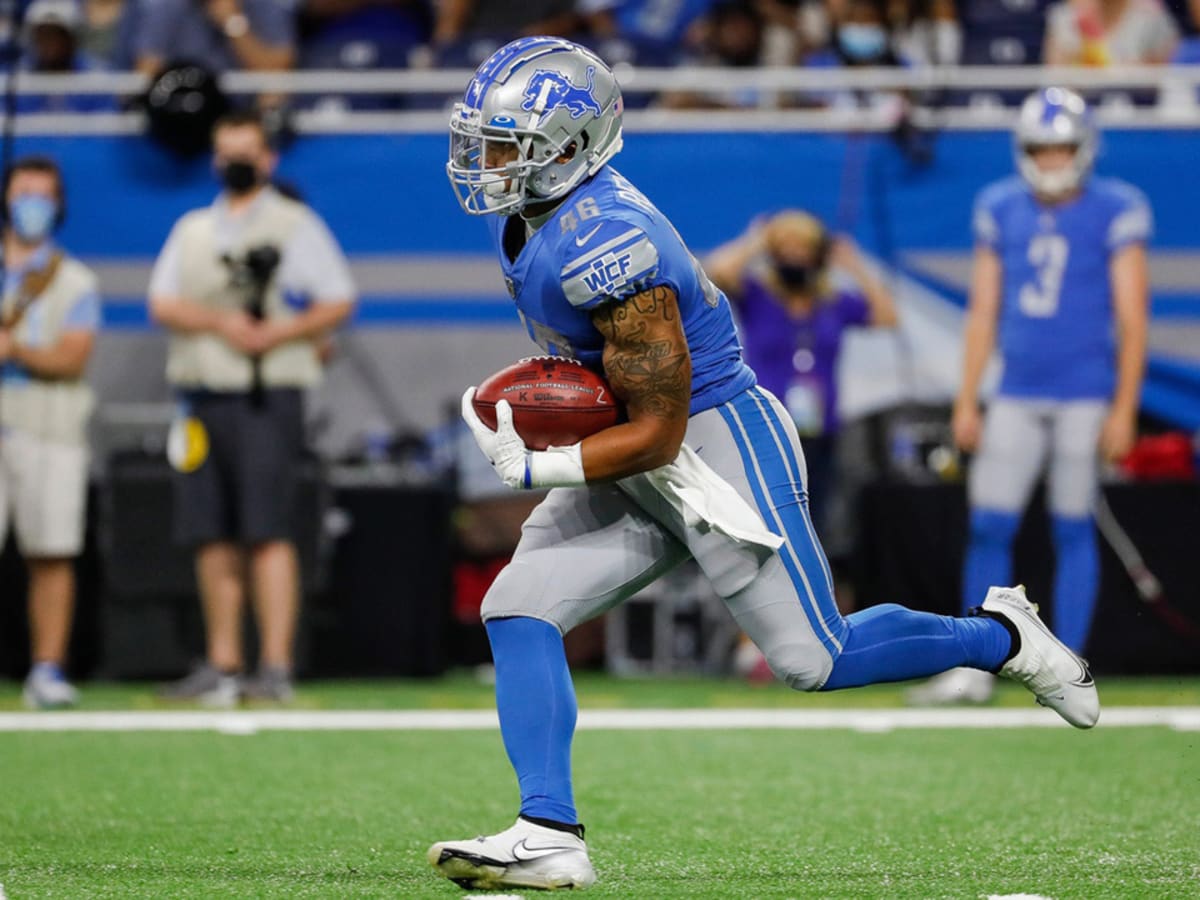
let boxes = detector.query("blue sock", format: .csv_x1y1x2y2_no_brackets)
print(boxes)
485,617,578,825
962,508,1020,615
1051,514,1099,654
31,661,65,680
821,603,1012,691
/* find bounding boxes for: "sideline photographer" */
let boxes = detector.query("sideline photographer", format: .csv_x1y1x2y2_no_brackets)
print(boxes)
149,109,355,705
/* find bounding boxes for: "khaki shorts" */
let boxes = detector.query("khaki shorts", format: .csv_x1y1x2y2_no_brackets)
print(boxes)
0,429,89,558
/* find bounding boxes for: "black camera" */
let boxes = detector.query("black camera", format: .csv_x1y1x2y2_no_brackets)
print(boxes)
222,244,281,300
220,244,282,408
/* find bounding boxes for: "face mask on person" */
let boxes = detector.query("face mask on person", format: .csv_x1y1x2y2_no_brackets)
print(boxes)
837,23,888,61
774,261,817,290
8,194,59,243
219,159,261,195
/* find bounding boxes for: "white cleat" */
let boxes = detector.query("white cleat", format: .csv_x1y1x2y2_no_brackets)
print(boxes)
905,667,996,706
22,667,79,710
428,817,596,891
981,585,1100,729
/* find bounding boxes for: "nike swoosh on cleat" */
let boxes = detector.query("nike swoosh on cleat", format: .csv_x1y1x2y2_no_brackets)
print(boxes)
575,224,603,247
511,838,581,862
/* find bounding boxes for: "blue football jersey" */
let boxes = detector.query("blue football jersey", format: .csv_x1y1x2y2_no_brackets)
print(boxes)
487,166,756,415
973,175,1152,400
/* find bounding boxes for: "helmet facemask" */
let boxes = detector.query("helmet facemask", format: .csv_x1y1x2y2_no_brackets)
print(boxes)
1016,140,1095,199
449,107,541,215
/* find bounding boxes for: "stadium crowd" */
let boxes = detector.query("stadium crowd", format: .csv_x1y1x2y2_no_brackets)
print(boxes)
12,0,1200,113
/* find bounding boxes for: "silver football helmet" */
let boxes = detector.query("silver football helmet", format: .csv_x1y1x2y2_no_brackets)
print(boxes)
447,37,624,216
1014,87,1097,197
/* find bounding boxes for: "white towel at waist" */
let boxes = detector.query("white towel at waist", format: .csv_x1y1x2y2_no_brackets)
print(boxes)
637,443,784,551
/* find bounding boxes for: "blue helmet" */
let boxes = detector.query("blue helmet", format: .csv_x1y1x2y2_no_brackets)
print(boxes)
447,37,624,216
1014,87,1097,197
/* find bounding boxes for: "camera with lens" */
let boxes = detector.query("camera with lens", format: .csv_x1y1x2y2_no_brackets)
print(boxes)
222,244,281,328
223,244,281,299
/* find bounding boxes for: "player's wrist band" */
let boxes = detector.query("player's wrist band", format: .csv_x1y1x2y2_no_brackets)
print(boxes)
526,443,585,488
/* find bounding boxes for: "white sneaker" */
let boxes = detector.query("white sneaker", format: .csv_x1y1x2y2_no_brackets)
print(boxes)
982,585,1100,729
159,664,241,709
428,817,596,891
905,667,996,706
23,666,80,710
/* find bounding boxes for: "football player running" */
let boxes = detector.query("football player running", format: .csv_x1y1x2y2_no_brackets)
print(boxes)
432,41,1099,892
909,87,1150,708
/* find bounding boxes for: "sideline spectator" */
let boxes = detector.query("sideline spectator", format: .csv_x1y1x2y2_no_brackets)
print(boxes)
0,156,101,709
297,0,431,110
134,0,296,76
705,209,898,542
800,0,909,113
18,0,115,113
1044,0,1179,64
432,0,578,67
79,0,135,67
658,1,770,108
578,0,717,64
150,110,355,706
892,0,962,66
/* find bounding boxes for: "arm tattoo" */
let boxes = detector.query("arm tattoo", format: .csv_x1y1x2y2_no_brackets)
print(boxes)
592,285,691,420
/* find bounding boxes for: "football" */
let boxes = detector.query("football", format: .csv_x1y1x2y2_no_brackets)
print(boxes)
472,356,621,450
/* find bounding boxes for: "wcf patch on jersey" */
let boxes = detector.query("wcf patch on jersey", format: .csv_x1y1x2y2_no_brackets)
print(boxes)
582,250,634,295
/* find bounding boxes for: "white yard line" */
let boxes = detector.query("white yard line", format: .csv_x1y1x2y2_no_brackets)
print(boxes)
0,706,1197,733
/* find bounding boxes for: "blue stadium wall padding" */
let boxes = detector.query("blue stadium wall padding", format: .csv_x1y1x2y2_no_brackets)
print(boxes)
15,127,1200,427
18,129,1200,256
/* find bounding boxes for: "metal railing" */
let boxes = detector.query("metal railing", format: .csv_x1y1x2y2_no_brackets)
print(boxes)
5,64,1200,134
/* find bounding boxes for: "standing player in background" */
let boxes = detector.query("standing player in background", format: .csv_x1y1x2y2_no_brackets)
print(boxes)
430,40,1099,892
0,156,100,709
909,88,1149,707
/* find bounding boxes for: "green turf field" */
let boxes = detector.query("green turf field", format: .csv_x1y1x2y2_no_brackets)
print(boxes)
2,672,1199,711
2,675,1198,899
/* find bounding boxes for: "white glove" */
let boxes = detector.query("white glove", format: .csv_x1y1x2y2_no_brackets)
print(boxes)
461,387,587,490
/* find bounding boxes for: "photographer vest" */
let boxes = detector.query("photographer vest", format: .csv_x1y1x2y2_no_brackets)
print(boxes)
166,190,323,391
0,253,97,445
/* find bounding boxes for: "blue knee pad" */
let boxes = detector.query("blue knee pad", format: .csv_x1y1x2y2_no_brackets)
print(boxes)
962,508,1021,616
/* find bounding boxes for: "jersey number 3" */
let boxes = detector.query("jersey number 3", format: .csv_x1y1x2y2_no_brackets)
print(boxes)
1018,234,1069,318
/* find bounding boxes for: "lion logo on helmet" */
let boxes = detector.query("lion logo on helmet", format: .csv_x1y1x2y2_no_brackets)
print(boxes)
521,67,602,119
